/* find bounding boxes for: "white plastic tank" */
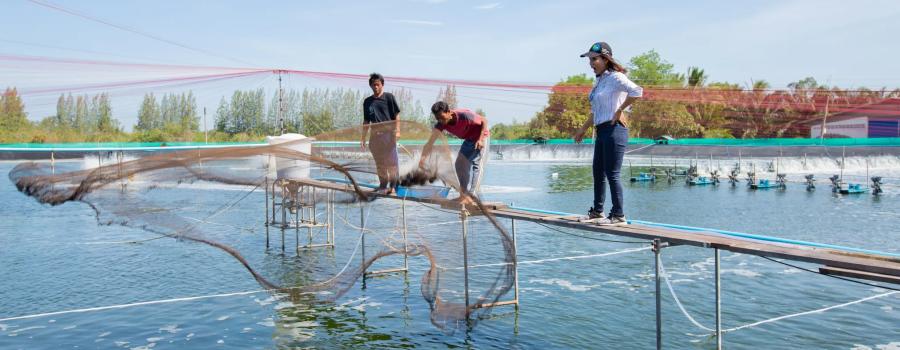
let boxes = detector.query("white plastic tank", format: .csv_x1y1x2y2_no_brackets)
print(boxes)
266,133,312,180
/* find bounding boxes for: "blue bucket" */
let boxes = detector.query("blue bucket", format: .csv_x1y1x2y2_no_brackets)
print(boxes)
396,185,451,199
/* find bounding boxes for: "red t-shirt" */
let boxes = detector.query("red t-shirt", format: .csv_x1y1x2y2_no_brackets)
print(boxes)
434,108,489,142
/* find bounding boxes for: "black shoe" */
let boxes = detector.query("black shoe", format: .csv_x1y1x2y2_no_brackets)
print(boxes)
588,207,604,219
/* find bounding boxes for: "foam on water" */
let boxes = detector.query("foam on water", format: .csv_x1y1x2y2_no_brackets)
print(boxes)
8,325,45,335
723,269,762,278
851,342,900,350
158,325,180,334
528,278,601,292
351,302,383,312
628,154,900,182
519,287,552,297
256,318,275,328
253,296,276,306
273,302,295,311
670,279,695,284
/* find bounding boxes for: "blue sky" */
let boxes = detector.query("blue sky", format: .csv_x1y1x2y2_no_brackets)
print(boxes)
2,0,900,128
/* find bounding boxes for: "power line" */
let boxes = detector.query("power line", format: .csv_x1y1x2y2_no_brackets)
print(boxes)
0,38,179,64
0,53,252,71
26,0,259,67
18,70,268,96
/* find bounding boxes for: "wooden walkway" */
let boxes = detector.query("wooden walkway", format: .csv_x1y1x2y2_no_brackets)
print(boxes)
289,178,900,285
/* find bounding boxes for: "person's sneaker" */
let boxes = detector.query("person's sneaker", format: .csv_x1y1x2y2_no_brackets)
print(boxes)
591,216,614,225
585,207,613,224
606,215,628,226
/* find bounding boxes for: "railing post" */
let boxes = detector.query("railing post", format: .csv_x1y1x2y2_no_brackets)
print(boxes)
328,189,334,246
653,239,664,350
715,248,723,350
461,209,470,316
511,202,519,308
264,176,269,249
402,197,408,271
361,202,366,287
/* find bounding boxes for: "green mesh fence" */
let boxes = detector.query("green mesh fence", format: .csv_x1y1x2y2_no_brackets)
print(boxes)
487,137,900,147
3,137,900,151
0,142,263,150
659,137,900,146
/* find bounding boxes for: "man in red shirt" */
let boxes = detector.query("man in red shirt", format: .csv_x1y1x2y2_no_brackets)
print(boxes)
419,101,490,203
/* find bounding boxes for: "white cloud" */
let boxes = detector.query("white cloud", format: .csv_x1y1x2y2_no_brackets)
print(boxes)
388,19,443,26
475,3,502,10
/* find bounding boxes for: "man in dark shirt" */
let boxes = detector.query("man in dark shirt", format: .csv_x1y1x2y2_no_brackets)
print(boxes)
361,73,401,193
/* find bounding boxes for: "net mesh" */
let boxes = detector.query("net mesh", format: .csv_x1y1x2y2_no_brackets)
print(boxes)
8,120,515,331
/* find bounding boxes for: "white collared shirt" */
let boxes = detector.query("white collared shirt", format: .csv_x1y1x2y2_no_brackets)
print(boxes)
589,70,643,125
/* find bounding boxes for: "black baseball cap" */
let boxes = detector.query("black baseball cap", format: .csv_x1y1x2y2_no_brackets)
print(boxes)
580,41,612,58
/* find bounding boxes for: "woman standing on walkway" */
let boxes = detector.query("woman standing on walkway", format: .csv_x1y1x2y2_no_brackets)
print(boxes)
573,41,642,225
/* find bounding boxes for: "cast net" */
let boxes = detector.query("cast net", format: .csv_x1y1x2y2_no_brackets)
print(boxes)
8,120,515,331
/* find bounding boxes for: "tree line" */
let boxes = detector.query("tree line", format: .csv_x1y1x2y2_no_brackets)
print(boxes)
1,88,125,143
213,87,430,137
7,51,896,143
491,50,900,140
0,85,436,143
136,92,198,134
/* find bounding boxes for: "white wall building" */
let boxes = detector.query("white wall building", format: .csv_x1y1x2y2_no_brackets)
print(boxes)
807,98,900,138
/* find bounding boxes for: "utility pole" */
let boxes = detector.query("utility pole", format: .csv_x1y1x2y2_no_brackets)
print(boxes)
278,71,285,135
820,95,830,142
203,107,208,144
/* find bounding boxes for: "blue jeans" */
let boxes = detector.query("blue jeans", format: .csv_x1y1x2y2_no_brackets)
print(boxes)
456,139,484,195
593,123,628,217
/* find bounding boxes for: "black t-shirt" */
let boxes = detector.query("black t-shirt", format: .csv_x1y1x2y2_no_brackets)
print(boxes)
363,93,401,125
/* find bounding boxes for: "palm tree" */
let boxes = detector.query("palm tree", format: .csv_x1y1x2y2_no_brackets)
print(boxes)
751,79,770,91
687,67,707,88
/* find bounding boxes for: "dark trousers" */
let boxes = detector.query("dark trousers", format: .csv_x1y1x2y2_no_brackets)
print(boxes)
369,131,399,187
592,123,628,217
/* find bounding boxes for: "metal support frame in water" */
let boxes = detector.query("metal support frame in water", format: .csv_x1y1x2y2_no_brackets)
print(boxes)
655,240,725,349
462,209,471,311
270,177,900,348
356,196,521,317
263,178,335,253
364,198,410,278
652,239,666,350
458,206,521,316
511,211,520,310
715,248,723,350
